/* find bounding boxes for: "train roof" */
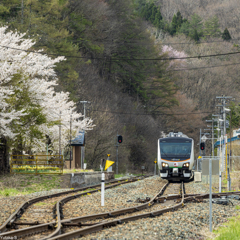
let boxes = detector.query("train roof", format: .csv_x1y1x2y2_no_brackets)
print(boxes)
167,132,188,138
159,132,193,141
159,137,193,142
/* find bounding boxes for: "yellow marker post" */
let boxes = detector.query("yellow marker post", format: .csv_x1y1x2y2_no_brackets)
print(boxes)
104,160,115,171
197,156,202,172
154,159,157,175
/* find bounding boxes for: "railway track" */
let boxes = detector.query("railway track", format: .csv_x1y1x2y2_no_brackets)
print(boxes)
0,175,151,237
47,181,184,240
0,180,183,239
1,178,240,240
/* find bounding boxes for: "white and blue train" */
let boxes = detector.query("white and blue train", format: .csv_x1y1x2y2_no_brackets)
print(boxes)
158,132,194,181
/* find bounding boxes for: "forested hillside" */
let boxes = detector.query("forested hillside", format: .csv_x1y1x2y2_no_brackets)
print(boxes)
1,0,238,172
137,0,240,109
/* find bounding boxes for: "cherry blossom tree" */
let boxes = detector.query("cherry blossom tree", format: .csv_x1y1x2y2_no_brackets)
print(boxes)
0,26,94,154
162,45,187,69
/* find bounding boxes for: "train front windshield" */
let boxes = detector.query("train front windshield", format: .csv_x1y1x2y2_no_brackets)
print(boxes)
160,139,192,158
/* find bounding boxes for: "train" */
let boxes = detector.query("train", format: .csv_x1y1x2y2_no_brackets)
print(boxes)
158,132,194,181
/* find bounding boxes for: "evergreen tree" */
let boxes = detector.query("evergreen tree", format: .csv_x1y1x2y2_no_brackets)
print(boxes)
178,20,190,36
188,14,203,39
222,28,232,41
176,11,183,30
204,15,221,38
135,0,146,12
149,4,158,23
192,29,200,42
153,10,162,28
171,14,178,35
141,3,153,21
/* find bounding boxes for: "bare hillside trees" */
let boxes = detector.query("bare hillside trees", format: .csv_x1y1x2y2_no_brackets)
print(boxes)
156,0,240,38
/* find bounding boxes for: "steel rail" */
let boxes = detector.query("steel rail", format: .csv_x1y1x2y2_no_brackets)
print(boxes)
47,182,185,240
1,181,239,239
0,175,149,234
42,181,170,239
0,179,168,239
48,186,240,240
1,190,239,239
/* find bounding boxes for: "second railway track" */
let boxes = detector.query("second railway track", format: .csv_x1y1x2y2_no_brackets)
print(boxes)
0,175,151,237
1,177,240,240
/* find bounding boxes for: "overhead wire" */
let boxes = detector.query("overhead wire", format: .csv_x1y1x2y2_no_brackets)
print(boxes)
172,62,240,71
90,109,212,116
1,44,240,61
70,38,239,45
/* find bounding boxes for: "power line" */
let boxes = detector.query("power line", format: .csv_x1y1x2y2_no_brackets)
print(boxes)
91,109,212,116
115,61,240,73
1,44,240,61
172,62,240,71
71,38,239,45
161,40,238,45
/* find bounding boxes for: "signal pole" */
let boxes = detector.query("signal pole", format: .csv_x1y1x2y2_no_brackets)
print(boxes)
116,133,119,174
115,134,122,174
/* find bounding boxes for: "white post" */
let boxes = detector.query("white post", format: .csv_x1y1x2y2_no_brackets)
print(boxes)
101,172,105,206
209,158,212,232
219,136,222,193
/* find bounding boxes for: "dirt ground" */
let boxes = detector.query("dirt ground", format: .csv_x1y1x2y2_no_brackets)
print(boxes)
211,171,240,192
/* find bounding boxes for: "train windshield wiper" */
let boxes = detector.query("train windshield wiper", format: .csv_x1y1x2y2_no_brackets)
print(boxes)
182,152,191,158
161,149,169,158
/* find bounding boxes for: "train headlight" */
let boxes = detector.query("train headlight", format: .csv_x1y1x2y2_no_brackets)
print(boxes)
183,163,190,168
162,162,169,168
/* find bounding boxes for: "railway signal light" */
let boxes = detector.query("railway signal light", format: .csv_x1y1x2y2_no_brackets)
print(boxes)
200,142,205,150
45,135,51,145
118,135,122,143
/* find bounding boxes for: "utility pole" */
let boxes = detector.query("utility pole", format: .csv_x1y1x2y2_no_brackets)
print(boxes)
59,111,62,157
216,96,232,192
80,101,90,169
212,120,214,157
206,117,218,157
80,101,91,119
230,111,232,171
70,114,72,169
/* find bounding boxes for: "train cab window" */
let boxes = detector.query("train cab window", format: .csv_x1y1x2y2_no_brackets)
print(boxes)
160,139,192,158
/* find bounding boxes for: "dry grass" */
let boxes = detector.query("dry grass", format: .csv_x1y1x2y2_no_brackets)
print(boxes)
63,168,94,174
0,169,95,197
0,173,63,197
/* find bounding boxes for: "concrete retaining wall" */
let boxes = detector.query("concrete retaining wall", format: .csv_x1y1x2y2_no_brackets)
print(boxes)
60,171,114,188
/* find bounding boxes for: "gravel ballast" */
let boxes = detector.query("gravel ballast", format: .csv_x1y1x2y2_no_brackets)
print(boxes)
77,178,240,240
63,176,166,218
1,176,240,240
0,189,70,225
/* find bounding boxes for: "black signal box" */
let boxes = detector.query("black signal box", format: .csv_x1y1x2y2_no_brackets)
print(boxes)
118,135,122,143
200,142,205,150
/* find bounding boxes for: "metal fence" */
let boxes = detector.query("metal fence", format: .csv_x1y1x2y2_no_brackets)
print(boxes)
10,155,63,175
229,156,240,171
